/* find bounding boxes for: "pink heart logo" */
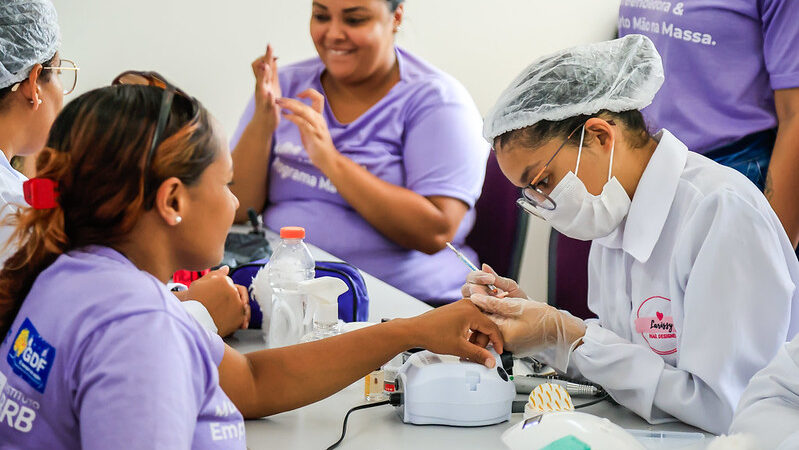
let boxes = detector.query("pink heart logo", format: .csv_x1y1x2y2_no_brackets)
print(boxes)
656,312,664,321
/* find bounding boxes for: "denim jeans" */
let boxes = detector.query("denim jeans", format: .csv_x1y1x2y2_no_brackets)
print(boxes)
706,128,776,191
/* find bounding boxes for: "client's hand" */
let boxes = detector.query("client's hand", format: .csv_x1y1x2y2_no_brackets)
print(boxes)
176,266,250,337
406,299,504,368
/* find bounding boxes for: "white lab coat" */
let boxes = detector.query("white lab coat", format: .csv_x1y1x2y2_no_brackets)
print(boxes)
566,130,799,435
729,336,799,448
0,150,27,264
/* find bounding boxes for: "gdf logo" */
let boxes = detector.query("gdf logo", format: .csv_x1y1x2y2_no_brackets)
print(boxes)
6,319,56,394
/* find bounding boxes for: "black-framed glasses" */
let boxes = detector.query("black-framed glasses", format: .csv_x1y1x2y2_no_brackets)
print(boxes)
111,71,199,191
10,58,80,95
519,123,585,212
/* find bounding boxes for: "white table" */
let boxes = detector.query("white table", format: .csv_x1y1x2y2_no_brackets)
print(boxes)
229,329,712,449
228,228,714,449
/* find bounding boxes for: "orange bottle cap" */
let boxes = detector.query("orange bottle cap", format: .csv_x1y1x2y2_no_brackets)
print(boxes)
280,226,306,239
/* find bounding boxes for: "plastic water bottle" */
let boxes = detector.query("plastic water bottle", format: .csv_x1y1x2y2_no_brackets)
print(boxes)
267,226,315,348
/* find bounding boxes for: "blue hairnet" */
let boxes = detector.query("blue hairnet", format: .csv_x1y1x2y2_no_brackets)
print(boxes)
0,0,60,90
483,34,664,143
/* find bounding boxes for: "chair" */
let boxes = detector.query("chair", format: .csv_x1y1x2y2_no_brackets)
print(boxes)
547,231,595,319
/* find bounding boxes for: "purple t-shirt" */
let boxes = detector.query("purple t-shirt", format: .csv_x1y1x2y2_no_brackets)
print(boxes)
0,246,245,449
232,47,489,302
618,0,799,153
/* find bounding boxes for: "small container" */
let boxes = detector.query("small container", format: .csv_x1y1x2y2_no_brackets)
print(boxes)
365,368,387,402
383,353,403,393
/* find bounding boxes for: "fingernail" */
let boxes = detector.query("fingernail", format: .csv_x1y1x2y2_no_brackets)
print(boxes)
485,357,496,369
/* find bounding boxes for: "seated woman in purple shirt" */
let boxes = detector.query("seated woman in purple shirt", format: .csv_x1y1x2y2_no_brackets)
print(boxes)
0,77,502,448
231,0,488,304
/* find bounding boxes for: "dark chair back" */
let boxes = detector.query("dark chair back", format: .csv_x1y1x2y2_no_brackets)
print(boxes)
547,231,596,319
466,152,528,280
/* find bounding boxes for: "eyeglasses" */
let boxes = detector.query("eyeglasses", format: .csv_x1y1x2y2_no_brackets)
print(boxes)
46,59,79,95
10,58,80,95
519,124,585,212
111,70,199,192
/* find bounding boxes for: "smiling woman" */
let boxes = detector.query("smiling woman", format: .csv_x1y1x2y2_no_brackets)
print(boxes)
230,0,490,304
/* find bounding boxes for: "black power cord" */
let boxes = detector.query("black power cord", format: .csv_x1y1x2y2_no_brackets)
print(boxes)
326,399,392,450
574,392,610,409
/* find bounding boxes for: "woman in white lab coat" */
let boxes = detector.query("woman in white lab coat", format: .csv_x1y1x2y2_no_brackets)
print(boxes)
728,334,799,448
464,34,799,434
0,0,67,264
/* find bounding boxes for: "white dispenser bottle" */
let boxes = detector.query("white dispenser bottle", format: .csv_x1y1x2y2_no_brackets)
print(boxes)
299,277,348,343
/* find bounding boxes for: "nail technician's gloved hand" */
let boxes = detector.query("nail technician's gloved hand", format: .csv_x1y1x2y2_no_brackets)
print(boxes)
461,264,528,299
470,293,586,373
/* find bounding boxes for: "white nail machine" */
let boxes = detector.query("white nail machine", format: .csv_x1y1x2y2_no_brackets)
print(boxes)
393,350,516,427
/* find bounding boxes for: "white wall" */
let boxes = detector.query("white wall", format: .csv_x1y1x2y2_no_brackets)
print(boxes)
53,0,620,301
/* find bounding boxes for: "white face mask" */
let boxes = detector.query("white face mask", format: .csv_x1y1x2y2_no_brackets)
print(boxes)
526,125,631,241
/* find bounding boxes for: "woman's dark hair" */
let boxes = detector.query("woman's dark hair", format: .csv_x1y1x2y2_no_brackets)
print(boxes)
387,0,404,11
0,83,221,337
0,53,58,110
496,109,652,152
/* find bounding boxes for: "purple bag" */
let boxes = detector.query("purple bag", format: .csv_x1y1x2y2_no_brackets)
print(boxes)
230,258,370,328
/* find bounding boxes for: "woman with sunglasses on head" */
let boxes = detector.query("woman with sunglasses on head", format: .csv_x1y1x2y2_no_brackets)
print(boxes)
231,0,488,305
0,75,502,448
462,34,799,434
0,1,251,339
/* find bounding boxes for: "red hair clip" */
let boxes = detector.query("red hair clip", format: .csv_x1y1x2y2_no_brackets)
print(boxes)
23,178,60,209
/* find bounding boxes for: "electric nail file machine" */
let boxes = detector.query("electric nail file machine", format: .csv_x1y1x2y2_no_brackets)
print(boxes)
393,349,516,426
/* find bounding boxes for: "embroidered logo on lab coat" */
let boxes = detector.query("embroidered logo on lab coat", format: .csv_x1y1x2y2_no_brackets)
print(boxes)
634,296,677,356
6,318,56,393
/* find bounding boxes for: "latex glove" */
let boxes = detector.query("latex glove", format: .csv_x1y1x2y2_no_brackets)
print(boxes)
461,264,528,299
408,299,504,369
250,43,281,133
175,266,251,337
470,294,586,372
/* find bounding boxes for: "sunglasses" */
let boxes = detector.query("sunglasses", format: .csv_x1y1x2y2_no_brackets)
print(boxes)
111,71,199,191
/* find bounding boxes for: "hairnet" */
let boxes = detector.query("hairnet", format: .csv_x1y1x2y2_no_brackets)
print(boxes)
483,34,664,143
0,0,61,90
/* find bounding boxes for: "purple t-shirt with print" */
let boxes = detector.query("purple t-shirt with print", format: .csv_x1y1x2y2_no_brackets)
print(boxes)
0,246,245,449
618,0,799,153
232,47,489,303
